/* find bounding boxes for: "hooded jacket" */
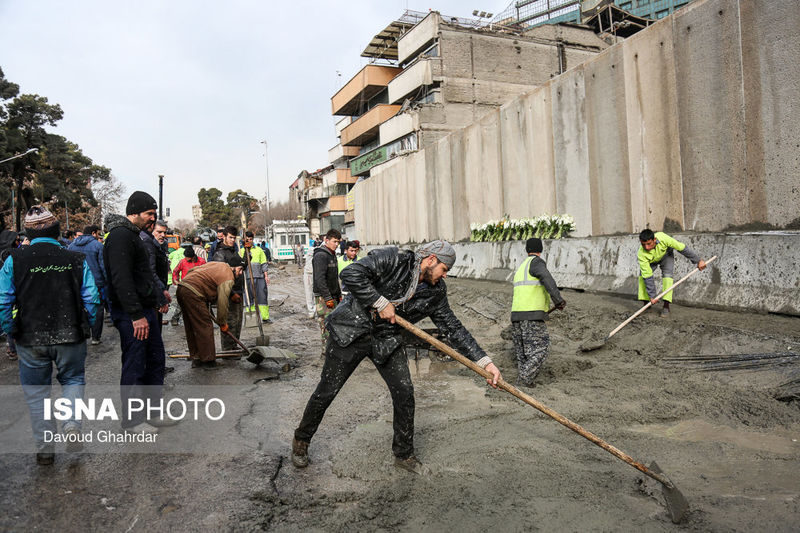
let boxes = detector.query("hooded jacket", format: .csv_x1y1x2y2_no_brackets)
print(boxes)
68,234,106,288
103,214,158,320
328,246,491,367
139,230,170,305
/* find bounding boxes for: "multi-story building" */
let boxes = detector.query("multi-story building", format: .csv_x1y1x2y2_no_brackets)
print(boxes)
494,0,694,27
340,10,608,179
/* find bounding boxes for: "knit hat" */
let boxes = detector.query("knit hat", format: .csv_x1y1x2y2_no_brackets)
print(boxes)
24,206,60,240
418,240,456,270
125,191,158,215
227,255,245,268
526,238,543,254
184,246,196,259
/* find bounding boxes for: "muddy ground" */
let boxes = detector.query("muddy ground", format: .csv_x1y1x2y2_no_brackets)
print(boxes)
1,265,798,532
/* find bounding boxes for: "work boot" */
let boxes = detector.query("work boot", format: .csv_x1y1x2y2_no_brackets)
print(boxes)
64,427,84,453
36,452,55,466
291,438,309,468
659,307,670,318
394,455,431,475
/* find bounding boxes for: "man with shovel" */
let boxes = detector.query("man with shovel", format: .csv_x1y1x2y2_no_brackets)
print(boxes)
292,240,502,474
175,255,245,369
239,231,270,324
637,229,707,317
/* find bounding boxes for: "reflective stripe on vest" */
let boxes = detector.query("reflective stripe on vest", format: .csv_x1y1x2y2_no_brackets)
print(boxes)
511,256,550,312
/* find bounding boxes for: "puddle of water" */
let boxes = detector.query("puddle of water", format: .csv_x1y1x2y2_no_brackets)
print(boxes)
629,418,799,455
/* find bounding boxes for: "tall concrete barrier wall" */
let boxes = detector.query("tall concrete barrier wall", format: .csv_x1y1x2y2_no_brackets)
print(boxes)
447,233,800,317
353,0,800,243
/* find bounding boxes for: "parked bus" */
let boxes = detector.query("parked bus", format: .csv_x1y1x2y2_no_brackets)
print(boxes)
269,220,309,261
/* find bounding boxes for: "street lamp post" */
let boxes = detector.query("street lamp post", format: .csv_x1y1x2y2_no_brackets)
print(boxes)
260,140,270,238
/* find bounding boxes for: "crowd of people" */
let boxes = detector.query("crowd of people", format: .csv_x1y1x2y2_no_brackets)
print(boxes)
0,191,707,473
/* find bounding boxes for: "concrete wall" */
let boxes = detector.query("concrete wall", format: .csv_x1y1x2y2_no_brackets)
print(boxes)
354,0,800,243
447,232,800,316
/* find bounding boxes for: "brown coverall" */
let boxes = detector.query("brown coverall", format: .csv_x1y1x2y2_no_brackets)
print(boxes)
176,262,235,362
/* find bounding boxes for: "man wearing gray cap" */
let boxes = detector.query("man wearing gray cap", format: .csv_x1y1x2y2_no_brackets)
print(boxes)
292,240,502,474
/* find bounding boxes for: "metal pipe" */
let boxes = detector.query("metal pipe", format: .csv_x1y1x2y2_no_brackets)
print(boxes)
158,174,164,220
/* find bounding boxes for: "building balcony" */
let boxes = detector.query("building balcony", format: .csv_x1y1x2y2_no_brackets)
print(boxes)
388,57,441,104
328,143,360,164
318,195,347,214
379,113,415,145
331,65,402,116
340,104,401,146
397,12,439,65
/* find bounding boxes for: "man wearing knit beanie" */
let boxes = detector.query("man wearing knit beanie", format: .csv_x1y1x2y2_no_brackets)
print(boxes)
0,205,100,465
292,239,502,475
509,238,566,386
103,191,171,433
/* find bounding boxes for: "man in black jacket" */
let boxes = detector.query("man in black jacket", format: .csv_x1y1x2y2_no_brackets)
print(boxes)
311,229,341,350
293,240,503,474
211,225,242,350
104,191,168,433
140,220,171,328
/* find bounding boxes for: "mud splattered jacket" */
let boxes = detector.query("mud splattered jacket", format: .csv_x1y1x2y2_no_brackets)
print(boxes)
329,246,491,367
0,238,98,345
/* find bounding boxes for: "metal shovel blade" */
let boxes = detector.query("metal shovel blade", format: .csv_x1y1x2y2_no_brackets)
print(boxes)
649,461,689,524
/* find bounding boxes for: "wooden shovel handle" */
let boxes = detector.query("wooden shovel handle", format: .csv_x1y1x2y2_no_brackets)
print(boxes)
607,255,718,340
394,315,676,488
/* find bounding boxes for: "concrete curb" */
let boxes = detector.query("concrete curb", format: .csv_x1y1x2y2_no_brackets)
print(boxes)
448,232,800,316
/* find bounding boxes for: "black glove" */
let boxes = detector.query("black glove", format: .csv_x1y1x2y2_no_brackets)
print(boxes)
556,300,566,311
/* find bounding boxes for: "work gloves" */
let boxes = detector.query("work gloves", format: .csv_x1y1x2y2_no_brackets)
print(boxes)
325,298,336,309
556,300,567,311
220,323,229,333
231,293,242,304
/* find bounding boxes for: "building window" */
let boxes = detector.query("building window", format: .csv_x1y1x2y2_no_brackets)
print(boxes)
280,235,287,246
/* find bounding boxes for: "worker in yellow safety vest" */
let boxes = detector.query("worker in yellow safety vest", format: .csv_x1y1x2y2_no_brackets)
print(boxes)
637,229,707,318
510,238,565,386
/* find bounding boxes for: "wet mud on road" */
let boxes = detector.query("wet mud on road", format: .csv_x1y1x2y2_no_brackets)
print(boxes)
1,266,798,531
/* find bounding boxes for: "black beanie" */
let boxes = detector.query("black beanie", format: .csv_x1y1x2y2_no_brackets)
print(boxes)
126,191,158,215
526,238,543,254
184,246,196,259
227,255,245,268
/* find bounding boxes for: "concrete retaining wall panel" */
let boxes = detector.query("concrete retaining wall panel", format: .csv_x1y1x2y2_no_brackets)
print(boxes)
409,151,428,242
528,85,557,216
622,18,685,232
499,97,531,219
449,129,470,241
673,0,748,231
433,136,456,240
739,0,800,227
584,45,632,234
449,232,800,316
551,66,592,236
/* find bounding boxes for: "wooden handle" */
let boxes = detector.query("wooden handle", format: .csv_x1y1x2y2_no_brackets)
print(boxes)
394,315,675,488
607,255,718,340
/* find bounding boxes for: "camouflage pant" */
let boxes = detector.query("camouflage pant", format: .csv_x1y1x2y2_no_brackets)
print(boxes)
314,296,336,348
511,320,550,385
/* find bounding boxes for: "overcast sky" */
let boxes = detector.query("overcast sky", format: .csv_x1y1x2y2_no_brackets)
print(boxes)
0,0,502,221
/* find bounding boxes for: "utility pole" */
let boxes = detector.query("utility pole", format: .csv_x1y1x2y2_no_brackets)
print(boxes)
260,140,270,237
158,174,164,220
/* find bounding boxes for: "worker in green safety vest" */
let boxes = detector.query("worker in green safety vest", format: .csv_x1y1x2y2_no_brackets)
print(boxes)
637,229,707,318
337,240,361,295
510,238,565,386
239,231,270,322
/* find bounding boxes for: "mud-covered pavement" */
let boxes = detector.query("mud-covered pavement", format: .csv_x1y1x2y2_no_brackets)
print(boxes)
1,265,799,532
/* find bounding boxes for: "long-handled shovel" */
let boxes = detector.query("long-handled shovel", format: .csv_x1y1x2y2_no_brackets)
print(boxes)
581,255,718,351
395,315,689,523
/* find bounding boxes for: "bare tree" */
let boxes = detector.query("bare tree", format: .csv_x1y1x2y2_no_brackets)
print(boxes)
88,173,126,229
249,199,303,234
171,218,194,237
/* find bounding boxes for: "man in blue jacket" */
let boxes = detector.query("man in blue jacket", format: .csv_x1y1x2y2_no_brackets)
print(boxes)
0,206,99,465
68,225,106,344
